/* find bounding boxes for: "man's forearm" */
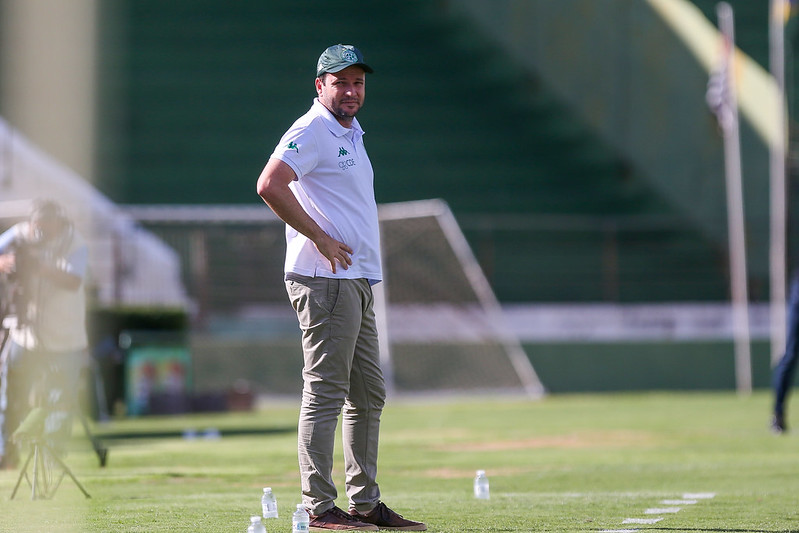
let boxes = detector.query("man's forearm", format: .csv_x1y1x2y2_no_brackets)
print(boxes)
260,184,327,244
257,158,352,272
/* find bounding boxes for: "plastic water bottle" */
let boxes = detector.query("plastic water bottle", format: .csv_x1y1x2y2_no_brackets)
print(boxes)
247,516,267,533
474,470,490,500
292,504,310,533
261,487,278,518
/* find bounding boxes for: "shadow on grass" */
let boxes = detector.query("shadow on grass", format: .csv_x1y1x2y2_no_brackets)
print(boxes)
94,426,295,440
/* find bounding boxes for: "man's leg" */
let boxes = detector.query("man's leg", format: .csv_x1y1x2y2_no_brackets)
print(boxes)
774,273,799,427
287,276,364,516
0,341,33,467
342,285,427,530
0,335,11,464
343,280,385,513
41,349,89,454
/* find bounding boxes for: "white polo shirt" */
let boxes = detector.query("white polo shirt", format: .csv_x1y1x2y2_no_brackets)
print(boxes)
270,98,382,283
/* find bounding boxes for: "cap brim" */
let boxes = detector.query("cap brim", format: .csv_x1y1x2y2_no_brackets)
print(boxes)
318,63,373,76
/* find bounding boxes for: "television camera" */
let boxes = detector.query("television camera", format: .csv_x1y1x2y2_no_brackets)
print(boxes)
0,238,47,331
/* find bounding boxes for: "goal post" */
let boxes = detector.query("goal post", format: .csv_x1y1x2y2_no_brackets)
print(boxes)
378,199,546,398
125,200,547,398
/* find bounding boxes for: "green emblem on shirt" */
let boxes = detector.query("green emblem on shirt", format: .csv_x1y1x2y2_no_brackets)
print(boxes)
338,147,349,157
287,141,299,153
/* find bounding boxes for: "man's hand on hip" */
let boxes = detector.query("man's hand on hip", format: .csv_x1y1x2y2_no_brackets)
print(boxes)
0,253,15,274
316,234,353,273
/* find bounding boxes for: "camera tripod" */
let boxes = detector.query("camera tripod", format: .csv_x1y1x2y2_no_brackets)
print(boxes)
10,407,91,500
0,321,108,500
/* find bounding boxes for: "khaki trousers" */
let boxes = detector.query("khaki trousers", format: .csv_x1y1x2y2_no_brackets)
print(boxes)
285,275,386,515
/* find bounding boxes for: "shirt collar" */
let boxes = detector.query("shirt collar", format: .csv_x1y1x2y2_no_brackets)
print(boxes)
313,98,365,140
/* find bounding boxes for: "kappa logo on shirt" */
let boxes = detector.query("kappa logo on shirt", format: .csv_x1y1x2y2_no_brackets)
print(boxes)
337,146,356,171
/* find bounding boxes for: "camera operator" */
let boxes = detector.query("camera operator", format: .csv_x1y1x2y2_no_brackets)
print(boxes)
0,199,88,469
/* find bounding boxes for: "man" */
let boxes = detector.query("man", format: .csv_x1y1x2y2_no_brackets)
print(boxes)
772,270,799,434
0,199,89,468
257,44,426,531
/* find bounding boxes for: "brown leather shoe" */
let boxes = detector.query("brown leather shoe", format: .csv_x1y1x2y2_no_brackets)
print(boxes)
309,506,379,531
350,502,427,531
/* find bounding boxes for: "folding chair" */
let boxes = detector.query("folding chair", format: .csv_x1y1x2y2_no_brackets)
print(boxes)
9,407,91,500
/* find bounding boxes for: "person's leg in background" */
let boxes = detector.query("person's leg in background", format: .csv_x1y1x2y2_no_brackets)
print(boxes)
39,349,89,455
0,341,35,468
772,271,799,433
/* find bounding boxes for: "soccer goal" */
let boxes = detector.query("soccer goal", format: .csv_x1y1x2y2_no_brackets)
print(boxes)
377,199,545,398
125,200,546,398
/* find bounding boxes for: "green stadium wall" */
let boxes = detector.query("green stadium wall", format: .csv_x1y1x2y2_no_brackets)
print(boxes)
188,335,773,395
445,0,776,283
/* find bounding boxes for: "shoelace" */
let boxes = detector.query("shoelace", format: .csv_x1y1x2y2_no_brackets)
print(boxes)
370,502,404,521
328,506,362,522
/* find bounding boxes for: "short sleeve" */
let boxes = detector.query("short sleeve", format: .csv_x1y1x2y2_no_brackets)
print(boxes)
271,125,318,181
0,225,18,253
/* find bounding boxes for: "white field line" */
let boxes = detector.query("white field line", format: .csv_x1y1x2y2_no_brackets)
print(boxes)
683,492,716,499
645,507,681,514
623,517,663,524
600,492,716,532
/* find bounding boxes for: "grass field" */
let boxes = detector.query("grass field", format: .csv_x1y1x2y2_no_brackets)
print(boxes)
1,391,797,532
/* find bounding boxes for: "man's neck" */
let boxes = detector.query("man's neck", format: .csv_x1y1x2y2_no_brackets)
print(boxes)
319,100,353,128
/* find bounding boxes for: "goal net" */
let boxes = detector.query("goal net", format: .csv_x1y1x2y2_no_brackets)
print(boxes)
125,200,545,398
377,199,544,397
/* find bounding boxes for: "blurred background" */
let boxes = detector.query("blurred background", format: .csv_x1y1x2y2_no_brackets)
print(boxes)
1,0,796,416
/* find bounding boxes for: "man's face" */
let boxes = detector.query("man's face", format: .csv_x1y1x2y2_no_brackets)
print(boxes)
30,214,62,243
316,66,366,125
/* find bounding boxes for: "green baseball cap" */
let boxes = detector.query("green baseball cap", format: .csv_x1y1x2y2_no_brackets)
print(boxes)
316,44,373,77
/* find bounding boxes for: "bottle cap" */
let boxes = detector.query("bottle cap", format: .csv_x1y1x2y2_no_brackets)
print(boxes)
263,487,272,492
251,516,261,522
297,504,306,510
476,469,486,475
